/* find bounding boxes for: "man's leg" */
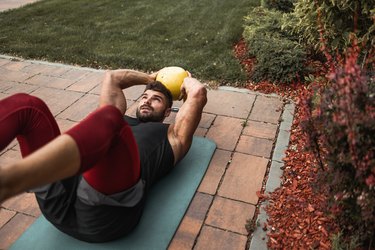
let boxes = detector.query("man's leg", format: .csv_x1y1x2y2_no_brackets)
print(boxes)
0,95,140,202
65,105,141,194
0,93,60,156
0,93,80,202
0,135,81,202
80,123,140,194
2,103,139,199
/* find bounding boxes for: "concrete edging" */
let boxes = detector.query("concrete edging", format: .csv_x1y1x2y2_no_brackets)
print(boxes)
248,102,295,250
0,54,103,73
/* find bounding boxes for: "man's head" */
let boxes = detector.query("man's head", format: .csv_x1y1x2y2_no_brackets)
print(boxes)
136,81,173,122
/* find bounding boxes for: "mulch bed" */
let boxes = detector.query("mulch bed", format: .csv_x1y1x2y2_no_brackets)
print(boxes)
234,39,338,249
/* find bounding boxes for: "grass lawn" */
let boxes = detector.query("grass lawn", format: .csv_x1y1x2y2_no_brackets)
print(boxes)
0,0,259,84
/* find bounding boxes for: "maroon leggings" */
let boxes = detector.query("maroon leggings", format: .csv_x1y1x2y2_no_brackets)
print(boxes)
0,93,140,194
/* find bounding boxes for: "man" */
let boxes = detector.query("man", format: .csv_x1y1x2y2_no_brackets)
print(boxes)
0,68,207,242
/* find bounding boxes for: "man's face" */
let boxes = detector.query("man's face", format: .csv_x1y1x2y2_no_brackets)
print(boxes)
136,90,171,122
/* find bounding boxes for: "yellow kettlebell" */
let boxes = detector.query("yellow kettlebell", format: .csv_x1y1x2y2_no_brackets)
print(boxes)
156,66,189,100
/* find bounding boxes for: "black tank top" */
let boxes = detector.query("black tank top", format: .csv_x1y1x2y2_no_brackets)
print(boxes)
124,116,175,190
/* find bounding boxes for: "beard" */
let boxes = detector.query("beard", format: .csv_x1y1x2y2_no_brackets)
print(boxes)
136,105,166,123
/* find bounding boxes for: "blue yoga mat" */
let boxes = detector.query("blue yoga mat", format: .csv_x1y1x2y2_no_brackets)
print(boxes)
11,137,216,250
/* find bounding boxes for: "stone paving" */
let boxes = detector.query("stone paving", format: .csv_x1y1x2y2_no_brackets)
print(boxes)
0,55,293,250
0,0,40,12
0,1,294,249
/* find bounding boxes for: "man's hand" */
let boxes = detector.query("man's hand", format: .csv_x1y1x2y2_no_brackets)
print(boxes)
178,75,204,102
168,74,207,164
149,70,159,81
178,71,194,101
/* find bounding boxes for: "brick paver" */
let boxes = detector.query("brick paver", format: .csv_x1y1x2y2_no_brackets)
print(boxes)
206,196,255,235
243,120,278,139
218,153,269,204
1,193,41,217
0,80,12,92
30,87,83,115
236,135,274,158
249,95,283,124
169,193,213,250
2,61,31,71
0,149,21,165
195,226,248,250
0,67,34,82
197,113,216,129
2,82,39,95
0,54,289,249
66,71,103,93
21,63,59,75
0,209,15,228
0,58,11,66
205,90,256,119
56,118,77,133
123,84,146,101
0,92,7,100
0,214,36,250
57,93,99,122
25,74,76,89
198,149,231,195
0,0,40,12
206,116,244,151
60,68,90,80
194,127,208,137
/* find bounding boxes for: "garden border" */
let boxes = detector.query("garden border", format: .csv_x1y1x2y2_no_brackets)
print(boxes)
248,101,295,250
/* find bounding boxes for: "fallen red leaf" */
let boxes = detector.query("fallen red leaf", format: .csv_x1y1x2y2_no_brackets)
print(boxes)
307,203,315,212
233,39,339,249
292,179,298,190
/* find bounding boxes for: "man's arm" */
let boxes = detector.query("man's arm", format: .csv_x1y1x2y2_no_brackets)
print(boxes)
100,69,157,114
168,77,207,164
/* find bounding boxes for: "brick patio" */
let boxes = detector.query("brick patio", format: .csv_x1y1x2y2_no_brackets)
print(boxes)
0,0,40,12
0,4,292,248
0,56,285,249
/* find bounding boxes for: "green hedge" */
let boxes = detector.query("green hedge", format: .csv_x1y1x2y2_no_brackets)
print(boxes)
291,0,375,53
261,0,296,13
243,7,308,84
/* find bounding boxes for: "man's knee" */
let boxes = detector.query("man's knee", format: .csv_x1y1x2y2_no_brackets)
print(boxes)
9,93,48,111
10,93,36,101
91,105,124,131
64,105,125,173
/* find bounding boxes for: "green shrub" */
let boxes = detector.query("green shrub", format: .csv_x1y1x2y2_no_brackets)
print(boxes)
331,232,360,250
244,7,298,41
261,0,296,13
291,0,375,54
243,7,308,84
248,34,306,83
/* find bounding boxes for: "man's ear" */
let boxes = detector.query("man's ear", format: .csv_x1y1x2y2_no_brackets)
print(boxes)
164,107,172,118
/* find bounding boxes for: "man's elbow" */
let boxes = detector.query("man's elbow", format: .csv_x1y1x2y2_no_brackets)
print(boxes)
104,70,117,80
104,70,117,85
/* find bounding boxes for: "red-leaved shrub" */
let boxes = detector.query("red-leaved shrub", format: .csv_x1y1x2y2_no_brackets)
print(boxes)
301,43,375,246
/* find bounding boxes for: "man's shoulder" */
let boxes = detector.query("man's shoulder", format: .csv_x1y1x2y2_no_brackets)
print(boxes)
124,115,139,126
124,115,170,128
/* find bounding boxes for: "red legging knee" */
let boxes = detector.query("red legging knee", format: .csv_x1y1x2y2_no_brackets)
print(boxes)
0,93,140,195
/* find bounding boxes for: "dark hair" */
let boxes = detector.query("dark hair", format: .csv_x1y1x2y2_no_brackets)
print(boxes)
144,81,173,108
